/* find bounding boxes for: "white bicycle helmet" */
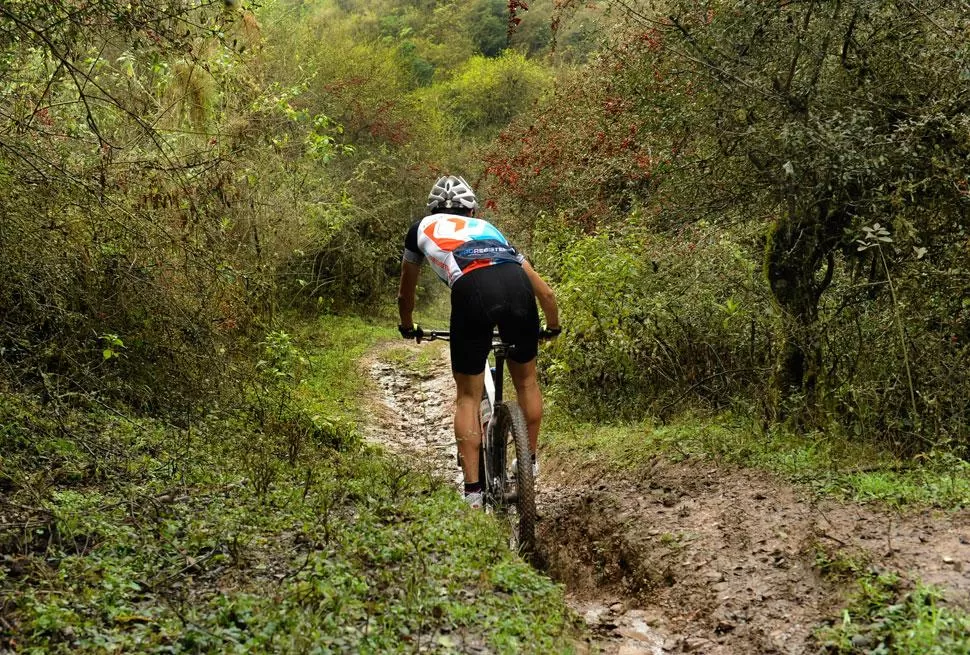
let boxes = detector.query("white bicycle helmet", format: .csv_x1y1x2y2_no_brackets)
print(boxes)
427,175,479,212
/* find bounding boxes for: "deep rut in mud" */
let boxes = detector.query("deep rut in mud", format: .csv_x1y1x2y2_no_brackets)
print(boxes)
364,344,970,654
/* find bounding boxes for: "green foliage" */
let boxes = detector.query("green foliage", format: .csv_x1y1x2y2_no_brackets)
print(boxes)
470,0,509,57
0,2,583,649
541,222,773,419
7,441,575,652
541,409,970,509
842,452,970,508
256,7,469,308
294,315,392,426
488,0,970,451
819,573,970,654
813,545,871,583
425,50,553,138
1,315,577,652
508,0,604,62
483,58,668,228
0,0,317,412
0,0,570,420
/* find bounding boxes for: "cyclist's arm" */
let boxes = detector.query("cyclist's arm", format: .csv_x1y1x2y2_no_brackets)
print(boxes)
522,260,559,329
398,260,420,328
399,220,424,328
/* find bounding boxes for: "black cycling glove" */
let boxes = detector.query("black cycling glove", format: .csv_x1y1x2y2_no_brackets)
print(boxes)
398,324,424,340
539,325,562,340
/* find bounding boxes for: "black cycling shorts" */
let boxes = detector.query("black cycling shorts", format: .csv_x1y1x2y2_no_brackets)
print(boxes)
449,263,540,375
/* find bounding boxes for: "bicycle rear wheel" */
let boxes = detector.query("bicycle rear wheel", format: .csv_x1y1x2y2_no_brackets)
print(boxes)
487,401,535,555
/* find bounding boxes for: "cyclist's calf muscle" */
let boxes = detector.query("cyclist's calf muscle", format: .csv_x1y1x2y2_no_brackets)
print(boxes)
454,371,486,484
508,358,542,454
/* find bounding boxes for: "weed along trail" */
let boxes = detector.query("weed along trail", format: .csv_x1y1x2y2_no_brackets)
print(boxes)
367,342,970,654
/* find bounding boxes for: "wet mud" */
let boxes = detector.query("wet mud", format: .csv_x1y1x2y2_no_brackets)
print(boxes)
364,342,970,654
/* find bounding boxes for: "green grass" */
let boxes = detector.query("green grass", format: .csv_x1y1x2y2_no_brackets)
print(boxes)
412,274,452,328
817,572,970,654
812,544,872,583
1,314,579,653
541,408,970,509
291,314,396,424
378,341,448,377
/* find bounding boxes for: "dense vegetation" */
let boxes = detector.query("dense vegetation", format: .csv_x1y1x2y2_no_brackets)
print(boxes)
486,0,970,454
3,0,970,651
1,317,577,651
0,0,593,414
0,0,593,649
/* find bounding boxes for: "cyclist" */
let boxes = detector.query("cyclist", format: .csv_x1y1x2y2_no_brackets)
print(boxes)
397,175,560,509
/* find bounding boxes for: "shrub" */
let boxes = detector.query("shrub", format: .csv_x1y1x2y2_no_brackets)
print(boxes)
429,50,553,137
488,0,970,450
542,221,774,419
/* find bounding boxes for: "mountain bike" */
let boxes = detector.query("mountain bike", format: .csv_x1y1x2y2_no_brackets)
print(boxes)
415,329,536,555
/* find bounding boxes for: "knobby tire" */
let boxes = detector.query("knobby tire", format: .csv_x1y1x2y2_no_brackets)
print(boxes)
488,401,536,556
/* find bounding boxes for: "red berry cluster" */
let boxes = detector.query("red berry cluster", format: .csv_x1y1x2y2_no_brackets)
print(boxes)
508,0,529,35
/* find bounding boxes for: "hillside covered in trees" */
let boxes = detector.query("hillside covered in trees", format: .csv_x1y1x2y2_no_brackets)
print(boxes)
2,0,970,652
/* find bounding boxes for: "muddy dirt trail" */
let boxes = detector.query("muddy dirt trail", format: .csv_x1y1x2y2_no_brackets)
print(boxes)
364,344,970,654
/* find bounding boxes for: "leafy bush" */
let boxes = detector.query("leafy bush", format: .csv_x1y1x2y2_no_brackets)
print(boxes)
2,0,518,414
428,50,553,137
541,222,773,419
257,15,465,309
0,1,276,413
488,0,970,450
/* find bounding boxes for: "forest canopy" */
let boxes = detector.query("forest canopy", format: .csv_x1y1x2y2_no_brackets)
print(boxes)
1,0,968,452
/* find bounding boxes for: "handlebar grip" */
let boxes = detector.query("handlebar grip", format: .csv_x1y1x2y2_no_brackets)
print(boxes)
404,327,449,342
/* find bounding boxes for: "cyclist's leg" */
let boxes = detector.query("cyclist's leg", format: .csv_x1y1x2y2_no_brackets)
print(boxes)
450,271,493,486
488,263,542,453
508,358,541,454
453,371,486,483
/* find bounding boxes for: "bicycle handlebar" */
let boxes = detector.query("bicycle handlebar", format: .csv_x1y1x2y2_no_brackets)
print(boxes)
412,328,560,344
416,330,450,343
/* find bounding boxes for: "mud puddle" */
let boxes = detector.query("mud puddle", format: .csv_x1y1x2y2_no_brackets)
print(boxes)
364,342,970,654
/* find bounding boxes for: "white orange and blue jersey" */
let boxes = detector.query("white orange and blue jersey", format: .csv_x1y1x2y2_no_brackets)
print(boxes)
402,214,525,287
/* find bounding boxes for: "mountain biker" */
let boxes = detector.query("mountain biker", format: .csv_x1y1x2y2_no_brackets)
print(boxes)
397,175,560,509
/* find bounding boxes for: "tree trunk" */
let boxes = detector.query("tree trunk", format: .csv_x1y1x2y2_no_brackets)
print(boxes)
765,211,829,417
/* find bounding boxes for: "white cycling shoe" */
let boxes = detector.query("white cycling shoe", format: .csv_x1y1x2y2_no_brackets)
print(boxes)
464,491,484,510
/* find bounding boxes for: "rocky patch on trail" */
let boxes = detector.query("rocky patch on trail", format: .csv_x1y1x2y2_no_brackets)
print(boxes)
364,346,461,485
364,343,970,654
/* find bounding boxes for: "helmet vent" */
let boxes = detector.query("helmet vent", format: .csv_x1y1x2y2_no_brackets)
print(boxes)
427,175,478,212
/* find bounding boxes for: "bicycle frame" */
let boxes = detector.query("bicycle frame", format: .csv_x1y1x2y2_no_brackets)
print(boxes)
419,329,508,408
418,329,509,463
482,336,511,433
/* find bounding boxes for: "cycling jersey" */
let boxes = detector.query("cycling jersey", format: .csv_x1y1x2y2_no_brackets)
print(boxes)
402,214,525,287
